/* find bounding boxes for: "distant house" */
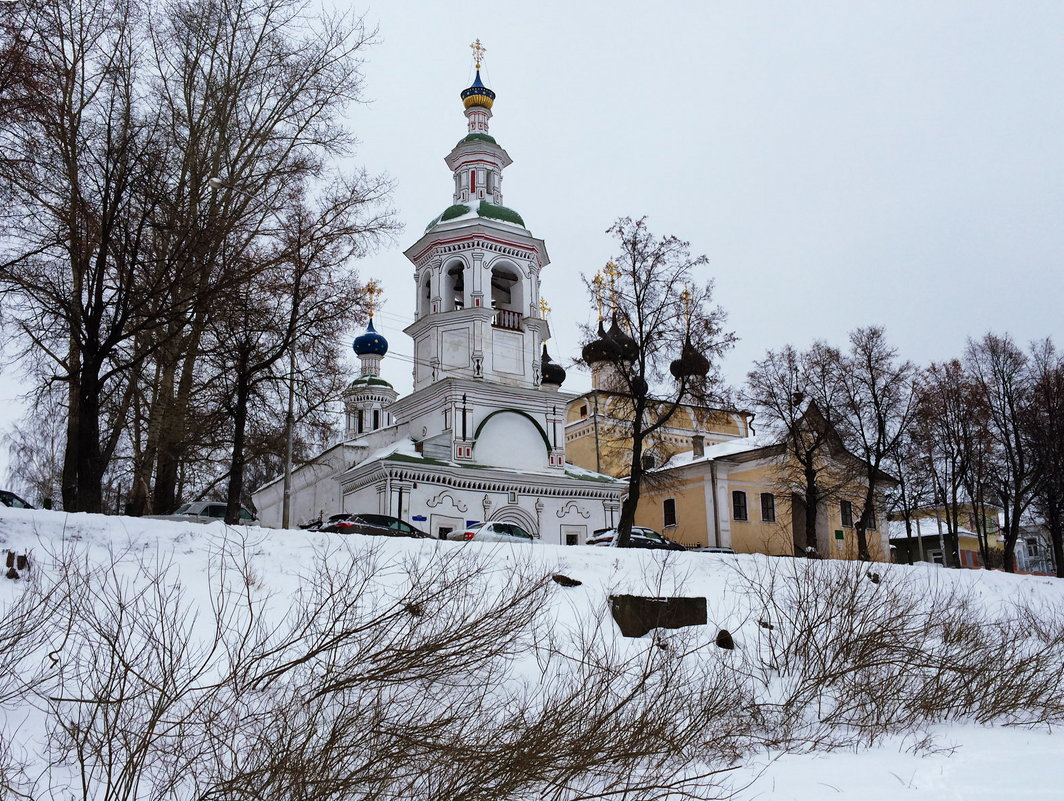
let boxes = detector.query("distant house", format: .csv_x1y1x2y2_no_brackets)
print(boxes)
888,518,984,568
1015,524,1055,574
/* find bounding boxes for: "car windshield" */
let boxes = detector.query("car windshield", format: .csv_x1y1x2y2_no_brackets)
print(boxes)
0,492,31,508
358,514,391,526
174,503,191,514
639,530,666,543
327,514,350,522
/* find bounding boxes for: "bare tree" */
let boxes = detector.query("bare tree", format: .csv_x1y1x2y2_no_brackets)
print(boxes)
744,343,856,555
1,384,65,507
831,327,917,561
1025,338,1064,577
1,0,393,515
579,217,735,547
965,333,1038,573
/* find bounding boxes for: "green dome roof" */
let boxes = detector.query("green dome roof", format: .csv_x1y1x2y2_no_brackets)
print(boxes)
425,200,525,232
348,376,394,389
457,132,498,146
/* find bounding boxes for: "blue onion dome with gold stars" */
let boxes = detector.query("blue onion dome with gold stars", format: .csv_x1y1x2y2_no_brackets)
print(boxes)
352,318,388,357
461,69,495,109
541,344,567,386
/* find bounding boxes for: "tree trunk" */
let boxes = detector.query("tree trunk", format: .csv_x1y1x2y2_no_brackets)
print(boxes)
616,423,645,548
855,482,875,562
1049,510,1064,579
63,355,105,513
803,463,818,554
225,376,251,525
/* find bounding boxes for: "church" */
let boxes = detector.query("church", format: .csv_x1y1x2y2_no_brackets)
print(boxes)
253,44,624,543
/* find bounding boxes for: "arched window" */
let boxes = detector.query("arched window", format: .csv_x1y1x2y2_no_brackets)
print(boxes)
490,263,522,311
445,261,465,310
421,273,431,315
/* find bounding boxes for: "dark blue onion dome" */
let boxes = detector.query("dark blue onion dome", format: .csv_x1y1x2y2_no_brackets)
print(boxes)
606,314,639,362
461,70,496,109
670,340,710,380
581,320,623,365
541,344,567,386
352,318,388,357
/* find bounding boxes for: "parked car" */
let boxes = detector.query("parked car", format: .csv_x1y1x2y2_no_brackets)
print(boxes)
587,526,686,551
447,521,535,544
0,490,34,509
693,545,737,555
152,501,258,525
320,513,428,539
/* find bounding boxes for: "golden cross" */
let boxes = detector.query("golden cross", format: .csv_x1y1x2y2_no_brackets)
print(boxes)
365,280,383,316
591,272,605,320
680,286,692,311
470,38,487,70
603,261,621,309
539,297,551,316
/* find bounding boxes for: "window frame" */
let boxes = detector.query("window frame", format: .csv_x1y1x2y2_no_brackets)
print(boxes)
760,492,776,523
841,500,854,528
732,490,748,521
663,498,677,528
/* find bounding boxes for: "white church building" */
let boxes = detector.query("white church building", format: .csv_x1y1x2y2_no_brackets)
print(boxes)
253,48,623,543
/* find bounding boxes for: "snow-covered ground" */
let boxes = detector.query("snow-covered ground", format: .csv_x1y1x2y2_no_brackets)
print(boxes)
2,505,1062,800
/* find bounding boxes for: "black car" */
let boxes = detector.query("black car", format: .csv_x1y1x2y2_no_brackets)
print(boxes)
0,490,34,509
320,513,428,539
587,526,686,551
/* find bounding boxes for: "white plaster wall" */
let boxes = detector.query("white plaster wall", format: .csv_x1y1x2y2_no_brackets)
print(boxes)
474,413,548,472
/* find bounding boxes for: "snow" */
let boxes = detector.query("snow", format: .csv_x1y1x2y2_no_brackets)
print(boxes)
2,504,1063,799
658,434,778,470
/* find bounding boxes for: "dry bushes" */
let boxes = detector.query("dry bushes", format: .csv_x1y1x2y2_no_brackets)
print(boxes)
0,539,750,801
735,558,1064,750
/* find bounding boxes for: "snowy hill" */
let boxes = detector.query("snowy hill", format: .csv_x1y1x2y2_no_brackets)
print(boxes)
2,505,1063,800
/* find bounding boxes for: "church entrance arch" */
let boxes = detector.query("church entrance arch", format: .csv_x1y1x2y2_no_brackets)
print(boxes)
489,505,538,538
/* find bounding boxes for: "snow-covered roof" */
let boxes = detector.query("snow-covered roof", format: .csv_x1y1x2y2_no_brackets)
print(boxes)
657,433,778,470
887,519,981,541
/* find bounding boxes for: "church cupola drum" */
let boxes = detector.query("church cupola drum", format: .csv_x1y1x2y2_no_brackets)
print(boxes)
403,39,551,393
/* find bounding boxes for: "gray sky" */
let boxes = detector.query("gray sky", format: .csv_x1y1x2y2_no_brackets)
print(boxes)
3,0,1063,479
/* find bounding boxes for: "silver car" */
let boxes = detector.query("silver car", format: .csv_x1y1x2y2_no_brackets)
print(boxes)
448,521,535,544
152,501,259,525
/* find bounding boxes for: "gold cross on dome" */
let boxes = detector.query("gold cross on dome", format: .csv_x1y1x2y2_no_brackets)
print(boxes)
603,261,621,308
365,280,383,316
470,38,487,69
591,272,605,320
539,297,551,316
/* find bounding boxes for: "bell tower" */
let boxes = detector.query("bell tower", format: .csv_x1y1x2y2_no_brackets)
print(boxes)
403,39,550,392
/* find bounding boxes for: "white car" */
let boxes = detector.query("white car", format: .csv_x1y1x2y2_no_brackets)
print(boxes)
151,501,259,525
448,521,535,544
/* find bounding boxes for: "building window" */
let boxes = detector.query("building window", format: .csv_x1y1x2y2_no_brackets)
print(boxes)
579,404,588,419
373,409,380,430
841,500,853,527
469,170,476,192
760,493,775,522
732,491,748,521
357,410,364,434
867,508,877,530
663,498,677,528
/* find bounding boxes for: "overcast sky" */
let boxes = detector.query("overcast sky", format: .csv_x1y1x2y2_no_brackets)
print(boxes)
3,0,1063,479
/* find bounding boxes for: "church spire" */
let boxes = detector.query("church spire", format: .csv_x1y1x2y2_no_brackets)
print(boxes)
445,38,511,208
460,38,497,133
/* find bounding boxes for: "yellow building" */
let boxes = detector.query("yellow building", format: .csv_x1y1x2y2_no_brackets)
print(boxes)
564,391,892,561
